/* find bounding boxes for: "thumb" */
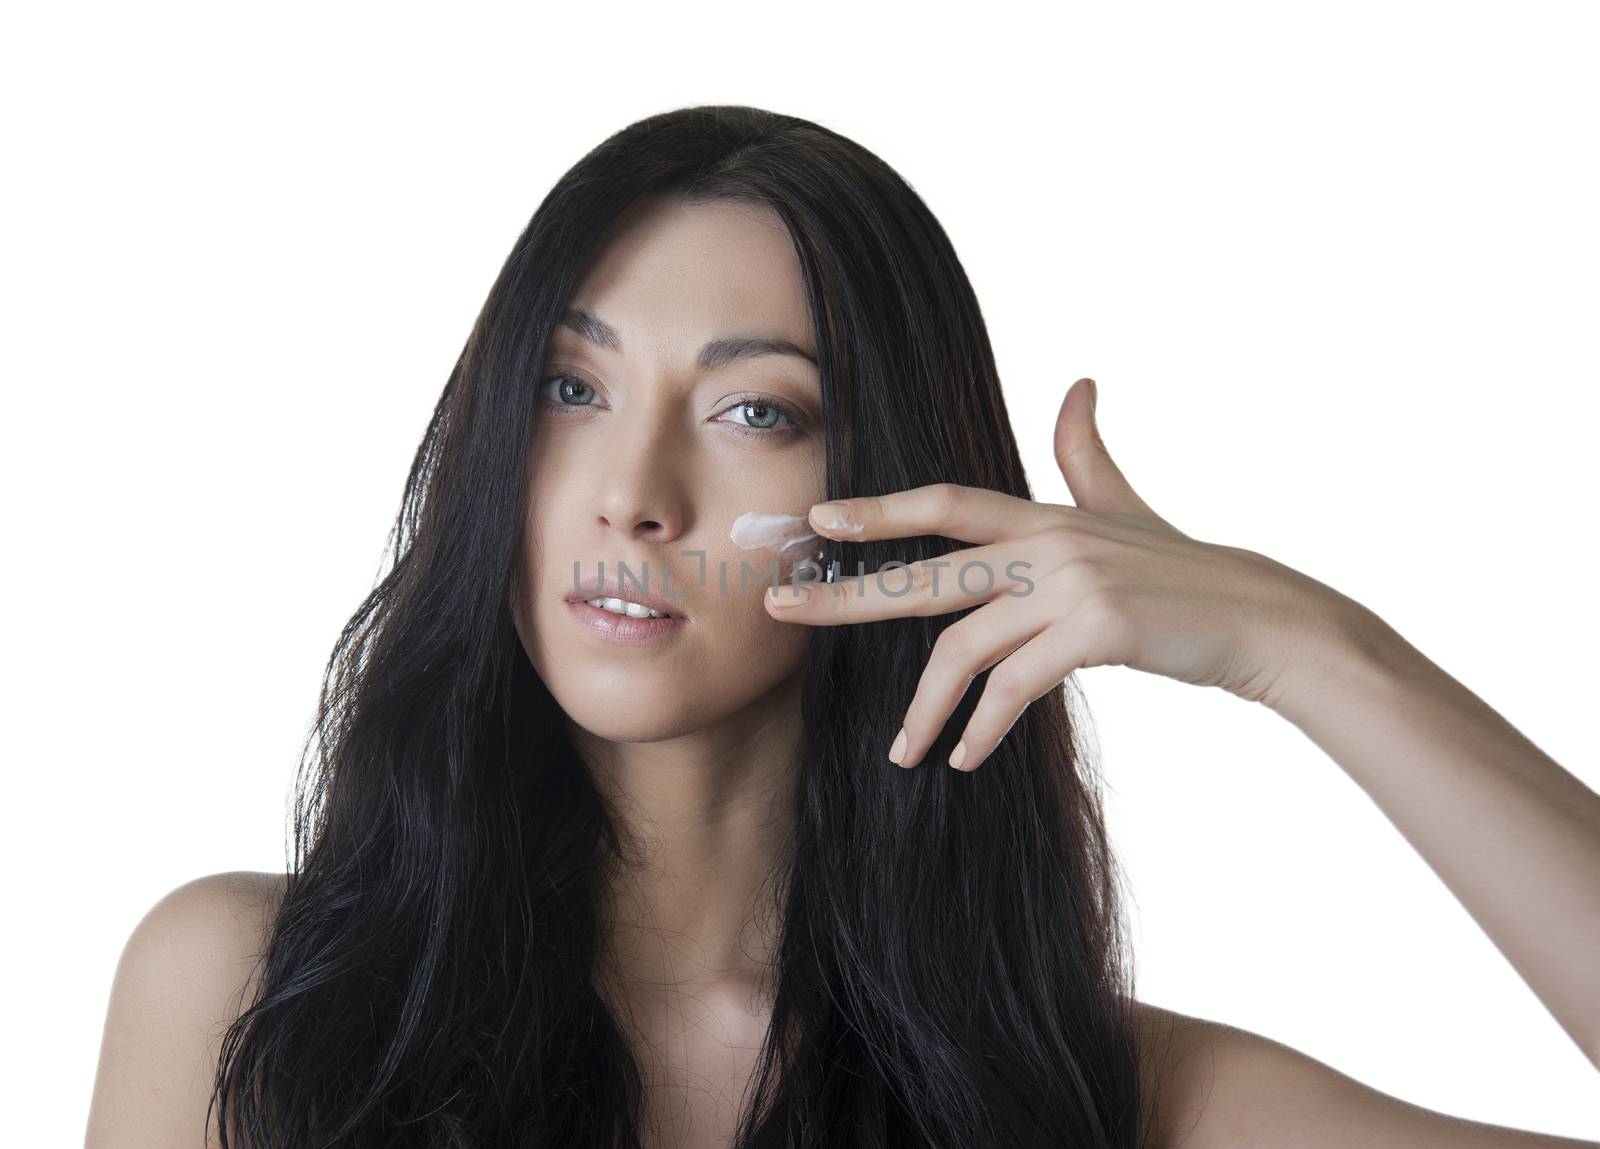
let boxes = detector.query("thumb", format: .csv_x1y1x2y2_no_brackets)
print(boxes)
1053,378,1163,520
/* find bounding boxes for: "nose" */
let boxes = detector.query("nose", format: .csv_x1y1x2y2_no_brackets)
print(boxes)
596,495,682,544
590,414,688,549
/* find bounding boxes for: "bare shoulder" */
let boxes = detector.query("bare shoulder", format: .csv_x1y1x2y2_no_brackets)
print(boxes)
1130,998,1598,1149
85,870,290,1149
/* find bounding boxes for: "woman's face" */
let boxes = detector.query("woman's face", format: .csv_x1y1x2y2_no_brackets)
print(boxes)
512,196,827,745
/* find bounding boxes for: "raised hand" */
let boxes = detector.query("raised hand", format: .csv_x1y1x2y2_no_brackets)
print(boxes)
764,377,1365,771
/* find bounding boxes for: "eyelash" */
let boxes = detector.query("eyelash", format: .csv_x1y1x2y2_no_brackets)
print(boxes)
536,373,806,440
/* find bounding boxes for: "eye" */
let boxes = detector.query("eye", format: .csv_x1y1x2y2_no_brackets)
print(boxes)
715,395,805,438
539,373,600,411
536,374,806,439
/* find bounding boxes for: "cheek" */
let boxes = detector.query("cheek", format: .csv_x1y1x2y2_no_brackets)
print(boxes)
511,424,825,707
523,584,812,744
516,444,584,626
690,548,818,681
678,598,814,734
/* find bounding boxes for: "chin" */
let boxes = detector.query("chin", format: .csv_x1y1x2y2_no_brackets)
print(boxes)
537,644,807,748
546,672,712,744
564,710,699,747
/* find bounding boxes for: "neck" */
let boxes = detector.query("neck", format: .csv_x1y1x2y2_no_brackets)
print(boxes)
575,673,805,1009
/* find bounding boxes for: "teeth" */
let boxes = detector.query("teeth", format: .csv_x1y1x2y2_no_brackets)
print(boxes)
586,596,668,619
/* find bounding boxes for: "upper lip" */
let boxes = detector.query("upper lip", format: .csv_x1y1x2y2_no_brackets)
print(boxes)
563,569,691,619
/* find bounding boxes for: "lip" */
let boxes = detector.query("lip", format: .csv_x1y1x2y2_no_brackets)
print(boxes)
562,569,692,620
565,598,689,645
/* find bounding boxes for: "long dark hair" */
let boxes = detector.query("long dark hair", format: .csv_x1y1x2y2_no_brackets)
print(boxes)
211,103,1151,1148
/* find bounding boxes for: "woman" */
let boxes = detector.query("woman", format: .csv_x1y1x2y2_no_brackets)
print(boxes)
85,104,1599,1148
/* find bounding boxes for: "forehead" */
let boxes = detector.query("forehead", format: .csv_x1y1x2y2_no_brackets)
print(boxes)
559,196,816,357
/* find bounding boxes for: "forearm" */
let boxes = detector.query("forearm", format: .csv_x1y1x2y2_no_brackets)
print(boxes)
1270,601,1600,1069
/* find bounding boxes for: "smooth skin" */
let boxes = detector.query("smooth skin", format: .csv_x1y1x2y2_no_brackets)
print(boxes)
765,375,1600,1139
85,868,1599,1149
85,384,1600,1149
87,195,1597,1145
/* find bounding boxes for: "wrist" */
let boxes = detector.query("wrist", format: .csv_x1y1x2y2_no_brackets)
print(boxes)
1266,593,1430,732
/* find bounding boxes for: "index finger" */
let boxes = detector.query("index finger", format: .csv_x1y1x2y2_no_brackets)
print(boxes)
808,482,1065,546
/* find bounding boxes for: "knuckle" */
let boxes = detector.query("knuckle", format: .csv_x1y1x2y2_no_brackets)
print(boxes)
1037,523,1081,565
911,560,965,612
815,573,855,612
906,560,938,599
1058,554,1108,596
930,619,977,667
982,661,1027,706
1079,586,1130,630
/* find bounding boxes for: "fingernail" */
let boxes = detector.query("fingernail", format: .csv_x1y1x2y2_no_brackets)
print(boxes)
811,501,855,532
888,727,907,765
948,741,968,770
767,584,812,607
1083,378,1098,412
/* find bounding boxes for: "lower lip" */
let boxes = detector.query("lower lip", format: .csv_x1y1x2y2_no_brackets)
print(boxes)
565,598,688,645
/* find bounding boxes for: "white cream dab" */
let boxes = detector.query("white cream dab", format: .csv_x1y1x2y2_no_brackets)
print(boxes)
729,511,820,553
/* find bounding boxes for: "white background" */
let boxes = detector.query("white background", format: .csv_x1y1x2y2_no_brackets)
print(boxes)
4,2,1596,1142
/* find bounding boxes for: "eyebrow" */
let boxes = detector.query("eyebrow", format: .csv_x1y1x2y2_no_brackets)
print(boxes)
557,307,818,371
